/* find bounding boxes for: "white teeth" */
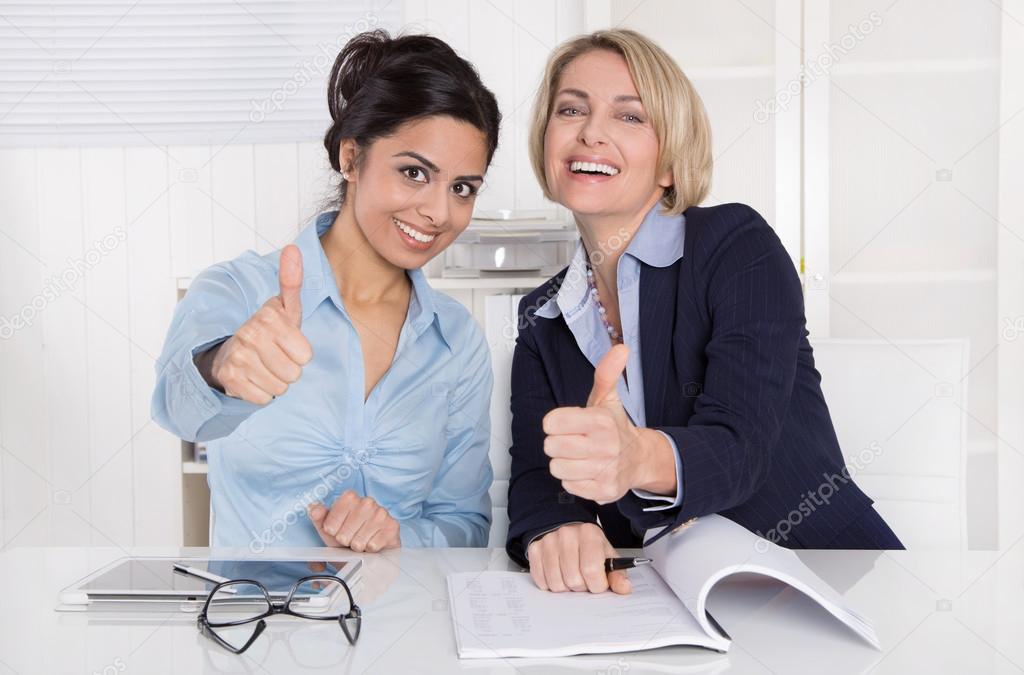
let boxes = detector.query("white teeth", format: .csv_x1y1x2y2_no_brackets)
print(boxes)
570,160,620,176
393,217,436,244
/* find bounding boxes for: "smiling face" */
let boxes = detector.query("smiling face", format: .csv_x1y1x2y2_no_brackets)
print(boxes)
342,115,489,269
543,49,671,220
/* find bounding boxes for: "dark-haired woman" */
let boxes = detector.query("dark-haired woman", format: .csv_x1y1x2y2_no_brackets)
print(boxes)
152,31,502,552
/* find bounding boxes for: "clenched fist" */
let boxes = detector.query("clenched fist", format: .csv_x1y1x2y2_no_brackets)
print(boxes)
199,244,313,405
308,491,401,553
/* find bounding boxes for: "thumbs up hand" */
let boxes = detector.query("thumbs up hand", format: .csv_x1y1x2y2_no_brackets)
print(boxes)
208,244,314,405
542,344,679,504
542,344,644,504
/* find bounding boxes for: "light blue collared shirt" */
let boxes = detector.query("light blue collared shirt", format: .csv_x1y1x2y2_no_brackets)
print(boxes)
535,203,686,511
152,211,493,549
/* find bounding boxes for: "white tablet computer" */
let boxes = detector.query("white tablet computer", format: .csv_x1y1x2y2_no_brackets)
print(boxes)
58,557,361,609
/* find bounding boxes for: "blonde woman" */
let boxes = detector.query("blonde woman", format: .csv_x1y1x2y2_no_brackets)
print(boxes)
507,30,901,594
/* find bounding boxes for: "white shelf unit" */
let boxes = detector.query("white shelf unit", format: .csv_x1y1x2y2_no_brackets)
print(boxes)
182,460,209,475
180,439,210,546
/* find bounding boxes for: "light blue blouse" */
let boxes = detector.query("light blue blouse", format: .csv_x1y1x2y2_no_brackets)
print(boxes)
152,211,493,550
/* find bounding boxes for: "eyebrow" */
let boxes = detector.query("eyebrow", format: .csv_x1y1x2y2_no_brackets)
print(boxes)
392,151,483,183
555,88,642,104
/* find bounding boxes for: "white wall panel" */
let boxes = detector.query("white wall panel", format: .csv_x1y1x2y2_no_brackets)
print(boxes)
37,148,90,546
0,148,50,550
81,147,134,547
125,146,181,546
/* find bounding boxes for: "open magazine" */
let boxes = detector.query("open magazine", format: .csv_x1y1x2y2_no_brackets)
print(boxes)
447,514,879,658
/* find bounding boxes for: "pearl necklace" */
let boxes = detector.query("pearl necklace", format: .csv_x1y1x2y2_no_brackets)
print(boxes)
585,263,622,343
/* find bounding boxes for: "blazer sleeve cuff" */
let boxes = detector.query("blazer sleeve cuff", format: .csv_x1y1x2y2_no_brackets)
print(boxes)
629,431,684,511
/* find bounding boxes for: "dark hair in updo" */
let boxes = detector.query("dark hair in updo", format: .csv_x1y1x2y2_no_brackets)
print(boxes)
324,30,501,203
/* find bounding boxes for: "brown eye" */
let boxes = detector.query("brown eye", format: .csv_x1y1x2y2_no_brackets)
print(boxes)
402,166,428,182
452,182,478,199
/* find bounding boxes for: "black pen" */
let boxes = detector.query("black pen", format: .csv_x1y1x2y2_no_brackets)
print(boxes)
604,557,652,573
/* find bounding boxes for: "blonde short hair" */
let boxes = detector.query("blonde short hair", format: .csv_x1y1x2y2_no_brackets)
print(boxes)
529,29,712,215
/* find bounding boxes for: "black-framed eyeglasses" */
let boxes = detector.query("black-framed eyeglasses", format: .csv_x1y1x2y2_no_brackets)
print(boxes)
197,575,362,654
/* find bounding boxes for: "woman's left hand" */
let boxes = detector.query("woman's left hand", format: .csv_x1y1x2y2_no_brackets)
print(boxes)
543,344,676,504
308,491,401,552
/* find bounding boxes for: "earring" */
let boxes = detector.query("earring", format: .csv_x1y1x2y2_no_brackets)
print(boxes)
342,171,350,181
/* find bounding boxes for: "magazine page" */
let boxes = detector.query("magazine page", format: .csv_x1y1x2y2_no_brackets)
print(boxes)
645,515,880,649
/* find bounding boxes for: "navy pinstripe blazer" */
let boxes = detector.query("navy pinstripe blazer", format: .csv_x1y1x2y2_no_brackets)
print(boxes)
505,202,899,566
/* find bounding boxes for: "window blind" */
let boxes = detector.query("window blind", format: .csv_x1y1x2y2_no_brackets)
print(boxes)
0,0,403,147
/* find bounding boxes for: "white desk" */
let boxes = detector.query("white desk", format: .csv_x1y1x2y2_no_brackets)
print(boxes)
0,543,1022,674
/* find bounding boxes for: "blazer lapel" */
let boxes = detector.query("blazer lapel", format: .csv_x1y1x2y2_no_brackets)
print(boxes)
544,317,596,407
639,262,678,423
